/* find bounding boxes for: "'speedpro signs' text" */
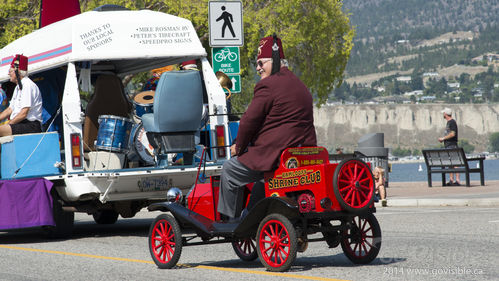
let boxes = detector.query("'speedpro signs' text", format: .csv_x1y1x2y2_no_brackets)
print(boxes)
132,25,192,45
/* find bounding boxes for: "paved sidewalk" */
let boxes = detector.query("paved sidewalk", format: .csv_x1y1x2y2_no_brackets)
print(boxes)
375,180,499,207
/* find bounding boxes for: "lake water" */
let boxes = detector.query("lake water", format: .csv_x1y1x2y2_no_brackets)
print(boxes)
389,158,499,182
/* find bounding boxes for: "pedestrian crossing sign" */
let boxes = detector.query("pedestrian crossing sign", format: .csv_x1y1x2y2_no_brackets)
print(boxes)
208,1,243,46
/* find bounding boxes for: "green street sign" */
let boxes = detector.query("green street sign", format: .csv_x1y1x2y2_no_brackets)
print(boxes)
222,74,241,93
212,47,240,74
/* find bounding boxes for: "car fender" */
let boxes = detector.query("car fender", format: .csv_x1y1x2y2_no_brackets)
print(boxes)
148,202,218,236
148,202,172,212
235,196,300,235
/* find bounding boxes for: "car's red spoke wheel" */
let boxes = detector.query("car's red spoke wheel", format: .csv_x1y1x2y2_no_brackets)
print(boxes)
256,214,297,272
341,213,381,264
333,158,375,212
232,237,258,261
148,214,182,269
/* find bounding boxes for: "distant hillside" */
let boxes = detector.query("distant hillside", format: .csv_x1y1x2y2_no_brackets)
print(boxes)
343,0,498,42
342,0,499,77
314,104,499,153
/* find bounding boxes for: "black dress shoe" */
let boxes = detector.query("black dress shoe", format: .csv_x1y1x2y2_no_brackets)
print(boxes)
226,217,242,223
240,208,248,219
225,209,249,223
453,181,461,186
445,181,454,186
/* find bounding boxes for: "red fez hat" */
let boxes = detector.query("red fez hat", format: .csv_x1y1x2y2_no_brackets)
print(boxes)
257,36,285,60
11,54,28,71
181,60,197,69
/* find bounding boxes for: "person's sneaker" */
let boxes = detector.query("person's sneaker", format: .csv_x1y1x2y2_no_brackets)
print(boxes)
381,199,387,207
445,181,454,186
453,181,461,186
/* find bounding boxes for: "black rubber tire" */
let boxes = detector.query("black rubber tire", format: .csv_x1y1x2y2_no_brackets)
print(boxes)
341,213,382,264
256,213,298,272
232,237,258,262
333,158,375,214
148,214,182,269
93,210,119,224
42,190,74,239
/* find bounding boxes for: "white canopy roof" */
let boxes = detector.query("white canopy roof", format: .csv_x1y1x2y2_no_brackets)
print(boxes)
0,9,207,81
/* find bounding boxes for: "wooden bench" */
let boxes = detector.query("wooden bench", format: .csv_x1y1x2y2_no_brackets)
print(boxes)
422,148,485,187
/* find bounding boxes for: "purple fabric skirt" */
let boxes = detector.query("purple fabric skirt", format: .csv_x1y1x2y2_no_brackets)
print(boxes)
0,178,55,230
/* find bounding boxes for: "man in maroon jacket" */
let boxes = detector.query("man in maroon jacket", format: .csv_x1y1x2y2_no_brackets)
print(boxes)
217,35,317,220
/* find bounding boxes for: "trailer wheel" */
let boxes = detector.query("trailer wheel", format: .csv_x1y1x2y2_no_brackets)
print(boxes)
149,214,182,269
232,237,258,261
341,213,381,264
93,210,119,224
256,213,297,272
333,158,375,213
42,191,74,238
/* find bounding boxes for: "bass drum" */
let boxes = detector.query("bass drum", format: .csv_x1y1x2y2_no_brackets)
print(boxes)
96,115,133,153
128,123,155,166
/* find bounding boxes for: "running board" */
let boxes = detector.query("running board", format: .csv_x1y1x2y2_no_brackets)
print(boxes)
149,202,239,236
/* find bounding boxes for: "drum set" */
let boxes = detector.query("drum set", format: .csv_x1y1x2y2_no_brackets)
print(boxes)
133,90,154,117
95,91,156,166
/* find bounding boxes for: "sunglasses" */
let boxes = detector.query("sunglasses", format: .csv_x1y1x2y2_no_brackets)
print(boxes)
256,59,272,68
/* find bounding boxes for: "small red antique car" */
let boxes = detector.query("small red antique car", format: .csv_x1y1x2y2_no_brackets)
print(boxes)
147,146,381,272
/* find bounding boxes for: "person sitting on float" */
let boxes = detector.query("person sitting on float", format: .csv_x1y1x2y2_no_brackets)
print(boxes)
0,54,43,137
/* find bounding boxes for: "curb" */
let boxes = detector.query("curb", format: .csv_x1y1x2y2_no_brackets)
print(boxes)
375,198,499,207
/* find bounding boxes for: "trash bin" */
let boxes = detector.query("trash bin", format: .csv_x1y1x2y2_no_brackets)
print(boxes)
354,133,390,186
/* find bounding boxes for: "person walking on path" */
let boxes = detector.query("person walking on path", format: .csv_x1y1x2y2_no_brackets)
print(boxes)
216,6,236,38
217,35,317,220
438,107,460,186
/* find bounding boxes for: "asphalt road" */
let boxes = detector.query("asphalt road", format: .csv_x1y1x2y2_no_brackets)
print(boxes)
0,207,498,281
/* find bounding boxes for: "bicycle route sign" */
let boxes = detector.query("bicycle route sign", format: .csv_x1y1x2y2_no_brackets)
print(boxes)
212,46,240,74
212,46,241,93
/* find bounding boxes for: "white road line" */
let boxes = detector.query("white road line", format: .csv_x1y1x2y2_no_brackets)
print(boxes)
377,209,451,215
378,207,499,216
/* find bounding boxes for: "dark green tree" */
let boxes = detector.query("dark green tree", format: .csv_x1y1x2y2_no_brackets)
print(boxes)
482,75,495,102
458,139,475,154
458,73,471,84
411,75,424,90
490,132,499,152
392,147,411,157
